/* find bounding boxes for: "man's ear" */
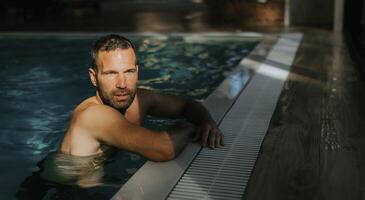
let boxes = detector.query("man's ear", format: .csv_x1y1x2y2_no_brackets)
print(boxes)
88,68,97,87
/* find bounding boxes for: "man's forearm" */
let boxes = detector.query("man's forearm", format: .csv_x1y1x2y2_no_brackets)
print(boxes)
182,99,213,125
181,99,224,148
166,122,195,158
138,124,193,162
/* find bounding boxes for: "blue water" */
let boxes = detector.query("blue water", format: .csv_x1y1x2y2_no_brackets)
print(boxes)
0,34,259,199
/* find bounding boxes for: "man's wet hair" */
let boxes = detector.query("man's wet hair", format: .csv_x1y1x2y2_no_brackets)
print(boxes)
91,34,136,71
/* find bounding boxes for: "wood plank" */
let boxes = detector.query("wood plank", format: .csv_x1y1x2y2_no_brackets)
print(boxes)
244,30,365,200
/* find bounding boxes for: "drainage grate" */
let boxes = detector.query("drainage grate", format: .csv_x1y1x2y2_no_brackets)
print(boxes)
167,34,302,200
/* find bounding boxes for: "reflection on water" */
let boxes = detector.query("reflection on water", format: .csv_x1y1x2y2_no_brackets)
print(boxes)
40,146,114,188
16,148,145,200
215,68,251,99
0,35,258,199
136,36,256,99
228,69,250,98
16,146,119,199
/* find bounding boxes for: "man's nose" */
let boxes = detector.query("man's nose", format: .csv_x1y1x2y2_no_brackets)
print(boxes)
116,74,127,88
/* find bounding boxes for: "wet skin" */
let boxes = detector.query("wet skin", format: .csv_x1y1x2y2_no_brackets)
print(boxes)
60,48,224,161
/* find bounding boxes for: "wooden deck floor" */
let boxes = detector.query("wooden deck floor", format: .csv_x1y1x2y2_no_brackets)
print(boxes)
244,30,365,200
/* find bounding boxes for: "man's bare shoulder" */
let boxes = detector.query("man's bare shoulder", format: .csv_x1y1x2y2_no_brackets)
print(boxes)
77,105,122,126
73,96,99,114
71,97,123,129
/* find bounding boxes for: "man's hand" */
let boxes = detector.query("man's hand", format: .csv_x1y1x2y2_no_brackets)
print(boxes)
193,119,224,149
139,89,224,149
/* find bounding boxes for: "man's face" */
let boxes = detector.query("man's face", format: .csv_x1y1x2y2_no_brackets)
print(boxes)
89,48,138,112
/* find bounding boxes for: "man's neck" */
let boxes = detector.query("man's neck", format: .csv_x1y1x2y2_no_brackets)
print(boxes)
94,93,127,115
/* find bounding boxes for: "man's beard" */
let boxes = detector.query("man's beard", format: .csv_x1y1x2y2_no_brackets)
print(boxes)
97,83,136,113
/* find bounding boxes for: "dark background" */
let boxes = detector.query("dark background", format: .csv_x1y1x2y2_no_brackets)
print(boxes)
0,0,285,32
0,0,365,73
344,0,365,74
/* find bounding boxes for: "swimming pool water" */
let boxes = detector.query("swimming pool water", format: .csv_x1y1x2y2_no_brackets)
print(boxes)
0,34,259,199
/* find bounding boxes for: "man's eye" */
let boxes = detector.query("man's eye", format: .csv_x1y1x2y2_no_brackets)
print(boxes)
126,70,136,73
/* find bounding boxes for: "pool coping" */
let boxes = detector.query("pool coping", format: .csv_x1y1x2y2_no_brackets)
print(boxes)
111,32,289,200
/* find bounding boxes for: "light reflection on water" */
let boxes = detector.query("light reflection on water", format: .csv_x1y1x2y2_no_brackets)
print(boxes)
228,69,250,98
0,35,258,199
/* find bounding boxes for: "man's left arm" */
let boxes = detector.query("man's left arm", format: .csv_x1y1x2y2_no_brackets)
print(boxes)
180,99,224,148
140,88,224,148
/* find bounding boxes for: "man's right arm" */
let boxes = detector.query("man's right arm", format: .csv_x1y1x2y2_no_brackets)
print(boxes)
77,105,195,162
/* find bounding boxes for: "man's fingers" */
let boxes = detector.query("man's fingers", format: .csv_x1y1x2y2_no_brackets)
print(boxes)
215,132,221,148
198,122,223,148
215,129,224,147
201,126,210,147
209,131,216,149
220,132,224,146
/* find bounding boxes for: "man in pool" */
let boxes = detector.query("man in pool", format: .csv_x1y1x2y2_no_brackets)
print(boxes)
60,34,224,162
16,34,224,197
